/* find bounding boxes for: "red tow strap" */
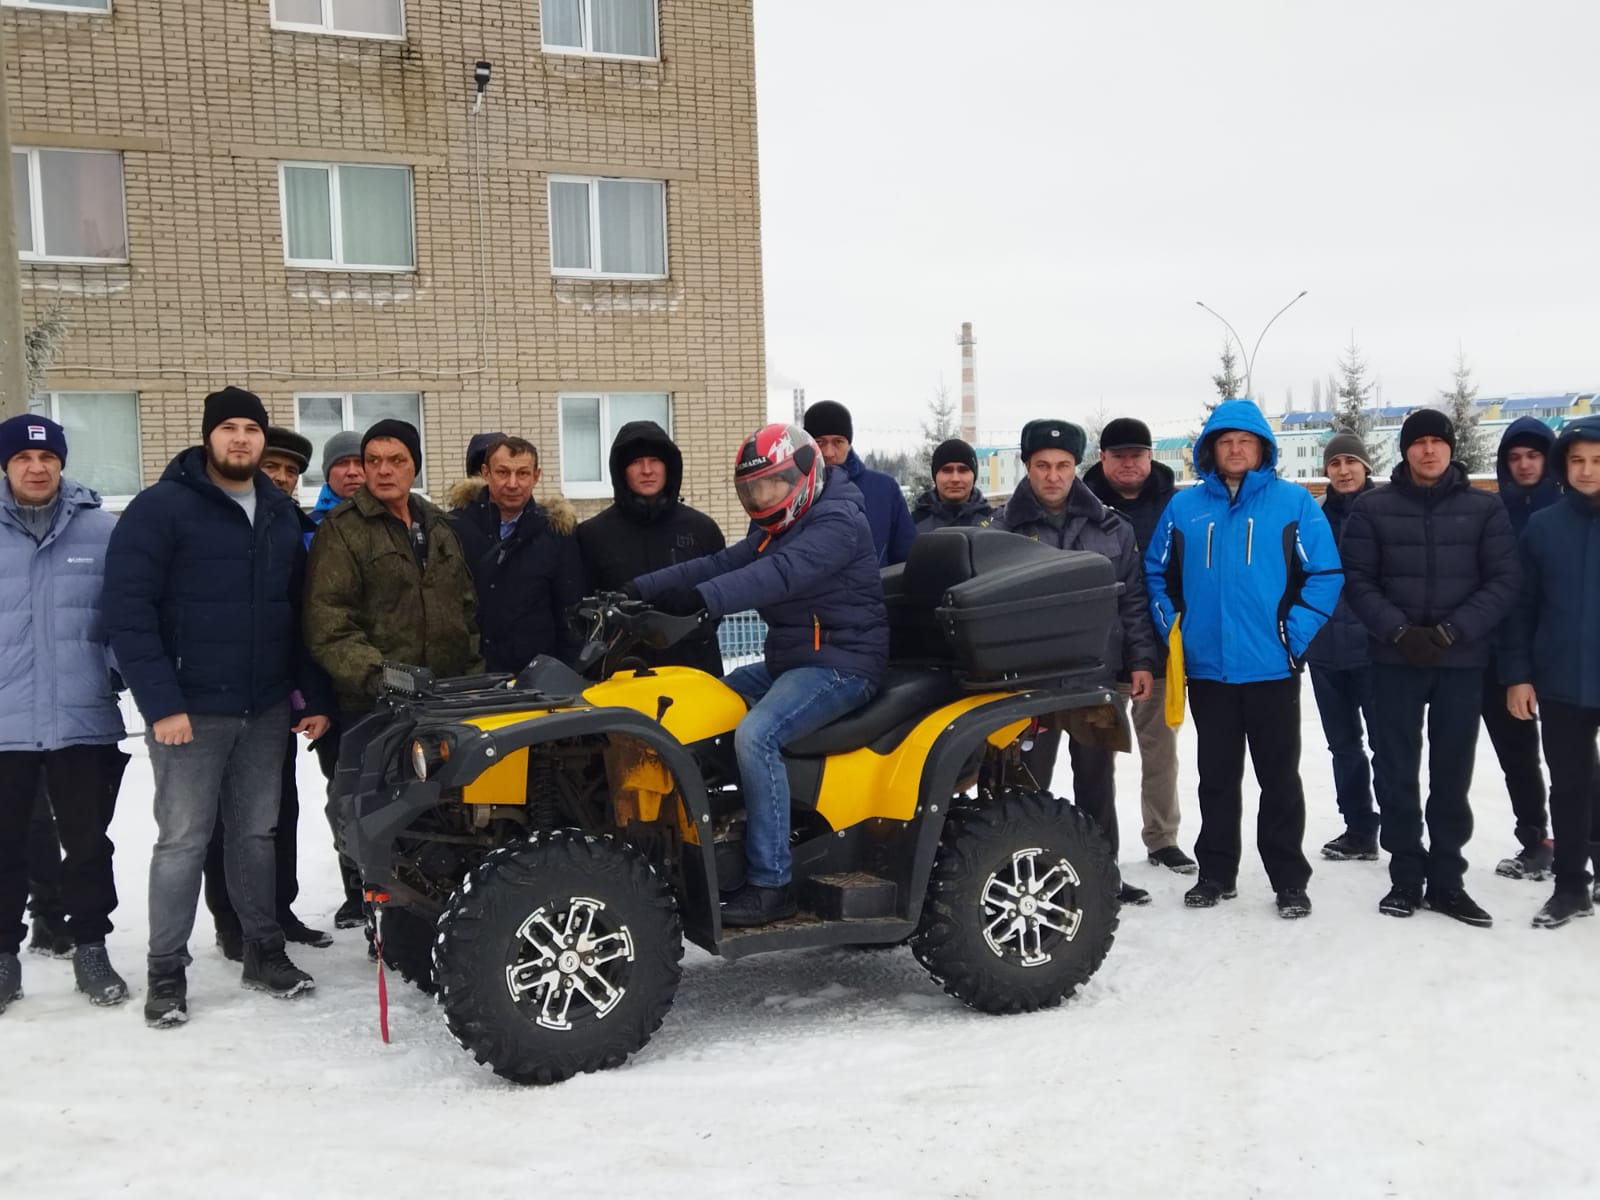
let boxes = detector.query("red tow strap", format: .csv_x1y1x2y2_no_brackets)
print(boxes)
366,890,391,1044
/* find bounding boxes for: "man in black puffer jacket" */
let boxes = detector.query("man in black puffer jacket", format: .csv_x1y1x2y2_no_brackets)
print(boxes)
576,421,725,676
911,438,993,532
1341,409,1521,927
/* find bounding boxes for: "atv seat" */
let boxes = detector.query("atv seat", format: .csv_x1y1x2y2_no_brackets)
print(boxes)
784,666,965,758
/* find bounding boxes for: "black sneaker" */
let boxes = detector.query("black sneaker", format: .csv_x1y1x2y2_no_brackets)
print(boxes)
1147,846,1198,875
242,937,315,998
1321,831,1380,861
720,884,798,928
0,952,21,1014
1532,889,1595,930
144,968,188,1028
334,897,366,930
279,912,334,949
27,914,74,958
1378,885,1422,917
1118,882,1153,906
215,921,244,964
1275,888,1312,919
72,942,129,1006
1495,840,1554,881
1423,887,1493,928
1183,879,1237,908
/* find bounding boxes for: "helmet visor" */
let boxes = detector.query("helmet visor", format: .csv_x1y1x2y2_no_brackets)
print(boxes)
736,462,803,518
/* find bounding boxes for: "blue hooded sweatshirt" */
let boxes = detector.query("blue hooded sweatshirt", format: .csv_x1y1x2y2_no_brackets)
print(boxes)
1144,399,1343,683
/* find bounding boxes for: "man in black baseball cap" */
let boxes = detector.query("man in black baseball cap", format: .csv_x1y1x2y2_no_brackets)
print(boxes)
912,437,992,531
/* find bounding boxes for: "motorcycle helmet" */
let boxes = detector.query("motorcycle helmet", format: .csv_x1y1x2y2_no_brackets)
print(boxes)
734,422,824,533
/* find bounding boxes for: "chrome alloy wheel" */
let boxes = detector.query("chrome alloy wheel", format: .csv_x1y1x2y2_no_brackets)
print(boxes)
505,897,635,1031
980,848,1084,967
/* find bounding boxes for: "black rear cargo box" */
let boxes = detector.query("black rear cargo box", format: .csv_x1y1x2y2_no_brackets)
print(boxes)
884,527,1120,687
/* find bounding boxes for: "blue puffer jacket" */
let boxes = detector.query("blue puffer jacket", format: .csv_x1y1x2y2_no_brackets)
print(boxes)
1304,478,1377,670
1145,400,1343,683
842,449,915,567
1495,416,1561,536
0,479,124,750
105,448,332,723
1498,417,1600,707
636,468,889,682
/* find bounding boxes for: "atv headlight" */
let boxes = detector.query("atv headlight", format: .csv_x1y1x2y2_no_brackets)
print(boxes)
410,736,454,781
411,739,430,780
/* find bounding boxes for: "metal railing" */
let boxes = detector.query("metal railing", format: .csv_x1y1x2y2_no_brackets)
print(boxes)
717,609,767,669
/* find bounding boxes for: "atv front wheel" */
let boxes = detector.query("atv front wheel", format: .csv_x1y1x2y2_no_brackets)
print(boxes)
911,788,1118,1014
433,831,683,1085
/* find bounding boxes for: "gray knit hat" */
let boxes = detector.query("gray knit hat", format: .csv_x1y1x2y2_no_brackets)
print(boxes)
321,430,363,476
1322,431,1372,472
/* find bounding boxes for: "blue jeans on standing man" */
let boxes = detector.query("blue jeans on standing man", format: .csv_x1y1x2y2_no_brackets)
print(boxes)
724,663,877,889
1309,664,1382,838
147,702,292,971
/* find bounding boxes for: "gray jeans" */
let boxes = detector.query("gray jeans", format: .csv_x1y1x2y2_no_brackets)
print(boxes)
147,703,291,970
1121,679,1183,852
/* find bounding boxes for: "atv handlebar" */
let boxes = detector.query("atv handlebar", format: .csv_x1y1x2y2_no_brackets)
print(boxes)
572,593,711,674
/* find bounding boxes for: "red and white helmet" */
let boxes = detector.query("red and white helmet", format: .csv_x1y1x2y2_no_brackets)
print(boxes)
734,422,824,533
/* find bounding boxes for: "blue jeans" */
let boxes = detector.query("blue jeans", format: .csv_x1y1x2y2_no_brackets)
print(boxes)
1309,665,1382,838
147,703,292,970
724,663,878,888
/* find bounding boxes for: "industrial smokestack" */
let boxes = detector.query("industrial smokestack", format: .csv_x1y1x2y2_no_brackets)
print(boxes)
793,387,805,423
958,322,977,442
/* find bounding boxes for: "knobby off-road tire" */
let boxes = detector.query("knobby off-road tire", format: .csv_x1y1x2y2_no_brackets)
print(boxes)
911,788,1119,1014
433,830,683,1085
377,906,439,996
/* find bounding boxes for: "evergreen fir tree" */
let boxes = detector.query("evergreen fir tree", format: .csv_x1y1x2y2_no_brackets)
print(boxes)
1440,348,1487,473
915,382,958,481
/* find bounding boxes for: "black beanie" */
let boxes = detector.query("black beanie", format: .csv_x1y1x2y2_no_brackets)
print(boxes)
1098,417,1153,452
1020,418,1087,464
362,418,423,473
0,414,68,469
931,438,978,478
201,386,270,442
802,401,853,444
1399,408,1455,456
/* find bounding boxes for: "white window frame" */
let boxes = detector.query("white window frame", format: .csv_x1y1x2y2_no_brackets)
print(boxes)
293,391,426,502
30,391,142,507
540,0,659,61
1,0,111,12
14,147,128,265
547,175,668,280
278,162,415,272
558,392,671,500
269,0,405,40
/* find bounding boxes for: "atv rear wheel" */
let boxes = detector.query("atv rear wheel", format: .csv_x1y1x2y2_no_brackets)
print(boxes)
433,831,683,1085
377,906,438,996
911,788,1118,1014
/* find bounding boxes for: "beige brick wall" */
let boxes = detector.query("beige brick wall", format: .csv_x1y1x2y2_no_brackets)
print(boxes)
5,0,765,530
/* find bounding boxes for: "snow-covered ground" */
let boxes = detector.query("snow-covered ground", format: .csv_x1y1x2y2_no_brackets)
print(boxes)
5,700,1598,1200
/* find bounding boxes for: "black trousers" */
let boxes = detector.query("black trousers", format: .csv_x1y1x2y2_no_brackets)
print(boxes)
26,780,65,925
1022,728,1120,860
204,734,300,928
0,744,130,955
1538,699,1600,894
1481,662,1550,846
1187,676,1311,893
1371,663,1481,892
317,718,364,907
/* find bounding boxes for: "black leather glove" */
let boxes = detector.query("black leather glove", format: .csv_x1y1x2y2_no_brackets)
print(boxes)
1394,625,1444,669
1430,623,1459,649
621,581,642,601
652,585,706,617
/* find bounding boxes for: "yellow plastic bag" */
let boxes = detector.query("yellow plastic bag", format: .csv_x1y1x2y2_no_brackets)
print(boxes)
1165,617,1186,728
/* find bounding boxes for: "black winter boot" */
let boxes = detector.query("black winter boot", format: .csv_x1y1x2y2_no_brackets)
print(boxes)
1275,889,1312,918
279,911,334,949
720,884,797,928
1183,879,1237,908
241,936,315,998
214,915,244,963
0,953,21,1014
73,943,129,1006
1423,887,1493,928
27,913,74,958
144,967,188,1028
1532,889,1594,930
1118,882,1152,906
1496,840,1554,881
1378,885,1422,917
1321,831,1380,861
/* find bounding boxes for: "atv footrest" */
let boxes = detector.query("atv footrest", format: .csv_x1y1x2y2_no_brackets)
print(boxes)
801,872,897,920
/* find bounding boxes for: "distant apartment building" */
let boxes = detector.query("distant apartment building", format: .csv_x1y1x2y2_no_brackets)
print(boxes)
7,0,765,526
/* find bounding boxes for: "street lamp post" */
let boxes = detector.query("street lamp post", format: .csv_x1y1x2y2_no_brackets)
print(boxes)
1195,290,1308,399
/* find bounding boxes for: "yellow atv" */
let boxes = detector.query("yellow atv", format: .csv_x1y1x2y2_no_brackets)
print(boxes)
332,527,1128,1085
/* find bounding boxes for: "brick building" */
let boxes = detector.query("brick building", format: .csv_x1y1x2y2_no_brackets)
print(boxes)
6,0,765,527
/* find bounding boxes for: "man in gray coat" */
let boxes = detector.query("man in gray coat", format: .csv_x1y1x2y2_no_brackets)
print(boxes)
0,415,130,1013
986,419,1159,905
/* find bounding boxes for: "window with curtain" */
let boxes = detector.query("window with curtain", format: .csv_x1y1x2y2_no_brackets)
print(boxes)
28,393,141,499
541,0,657,58
548,176,666,278
295,392,424,495
280,163,414,269
559,392,670,497
271,0,404,37
13,148,126,262
2,1,111,11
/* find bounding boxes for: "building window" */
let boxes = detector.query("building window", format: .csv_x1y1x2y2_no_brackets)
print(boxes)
559,392,670,498
13,148,127,263
2,0,110,10
280,163,414,270
541,0,657,59
28,392,141,501
295,392,424,496
548,176,666,278
271,0,403,38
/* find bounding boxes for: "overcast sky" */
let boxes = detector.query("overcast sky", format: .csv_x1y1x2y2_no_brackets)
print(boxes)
753,0,1600,449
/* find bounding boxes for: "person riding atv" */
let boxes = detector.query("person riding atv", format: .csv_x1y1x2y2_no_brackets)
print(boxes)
626,423,886,927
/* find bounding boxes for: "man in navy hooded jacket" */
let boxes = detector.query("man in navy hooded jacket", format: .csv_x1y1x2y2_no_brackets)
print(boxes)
802,401,915,566
1145,399,1342,918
